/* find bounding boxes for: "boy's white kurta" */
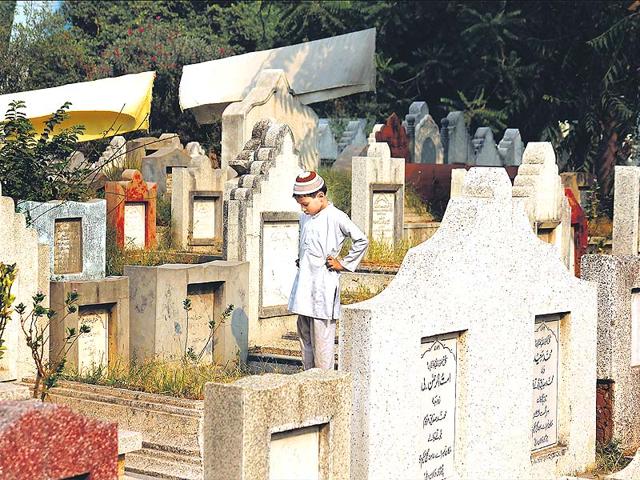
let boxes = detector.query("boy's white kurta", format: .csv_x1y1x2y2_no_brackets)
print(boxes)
288,203,369,320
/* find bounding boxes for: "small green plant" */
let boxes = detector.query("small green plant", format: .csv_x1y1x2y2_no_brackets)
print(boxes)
594,439,632,475
0,262,17,360
182,302,235,363
16,288,88,400
156,193,172,227
341,284,386,305
318,167,352,216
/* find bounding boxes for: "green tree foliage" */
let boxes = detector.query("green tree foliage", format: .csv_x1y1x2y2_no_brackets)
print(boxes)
0,1,636,196
0,100,92,202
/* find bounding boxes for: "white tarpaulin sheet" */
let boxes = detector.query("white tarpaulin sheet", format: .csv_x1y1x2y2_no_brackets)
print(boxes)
179,28,375,122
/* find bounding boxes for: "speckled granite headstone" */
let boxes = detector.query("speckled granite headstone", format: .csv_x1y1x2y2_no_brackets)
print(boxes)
340,167,597,480
0,400,118,479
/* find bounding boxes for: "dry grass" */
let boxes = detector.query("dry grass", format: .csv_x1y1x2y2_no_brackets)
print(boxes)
591,440,632,476
341,284,386,305
63,356,248,400
340,238,415,269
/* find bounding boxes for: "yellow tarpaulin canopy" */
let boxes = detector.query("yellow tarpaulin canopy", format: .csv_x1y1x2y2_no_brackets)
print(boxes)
0,71,156,142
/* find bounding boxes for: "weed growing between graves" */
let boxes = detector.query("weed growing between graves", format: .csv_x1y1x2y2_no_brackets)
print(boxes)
341,284,386,305
593,439,632,475
156,194,172,227
63,356,248,400
340,238,415,269
318,167,352,216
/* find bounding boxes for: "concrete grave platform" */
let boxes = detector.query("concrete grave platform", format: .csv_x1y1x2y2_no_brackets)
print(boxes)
49,276,129,373
126,261,249,363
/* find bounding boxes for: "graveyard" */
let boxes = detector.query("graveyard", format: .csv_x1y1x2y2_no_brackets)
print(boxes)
0,2,638,480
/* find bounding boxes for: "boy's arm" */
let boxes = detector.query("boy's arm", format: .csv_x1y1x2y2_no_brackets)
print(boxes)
337,214,369,272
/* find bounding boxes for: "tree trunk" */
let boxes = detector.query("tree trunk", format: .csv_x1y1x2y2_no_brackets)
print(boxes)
597,121,619,198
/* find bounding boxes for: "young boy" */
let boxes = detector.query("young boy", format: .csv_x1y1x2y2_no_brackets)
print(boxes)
288,171,369,370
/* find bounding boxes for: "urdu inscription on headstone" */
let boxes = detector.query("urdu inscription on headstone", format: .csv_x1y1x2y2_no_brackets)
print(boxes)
53,218,83,274
420,334,457,480
261,221,299,310
532,315,560,451
192,197,216,240
124,202,146,248
371,192,395,242
77,307,109,373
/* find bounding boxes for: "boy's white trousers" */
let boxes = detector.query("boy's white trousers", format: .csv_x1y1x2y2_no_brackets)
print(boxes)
297,315,336,370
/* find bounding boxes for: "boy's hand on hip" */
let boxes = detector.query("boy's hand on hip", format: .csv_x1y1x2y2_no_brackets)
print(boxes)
326,255,344,272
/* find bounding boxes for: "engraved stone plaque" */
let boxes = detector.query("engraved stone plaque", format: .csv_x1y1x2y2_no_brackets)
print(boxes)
270,425,320,480
371,192,395,242
192,197,216,240
124,202,146,248
532,316,560,451
262,222,298,308
632,290,640,367
420,334,457,480
185,282,217,357
77,307,109,373
166,166,173,195
54,218,83,274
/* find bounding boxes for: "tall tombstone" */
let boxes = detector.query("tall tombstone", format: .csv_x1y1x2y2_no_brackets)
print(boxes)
368,123,384,145
18,199,106,281
375,113,411,162
317,119,339,166
337,119,367,153
440,111,472,164
104,169,157,250
172,155,225,251
351,142,405,245
612,166,640,255
221,69,318,172
0,186,50,382
513,142,572,269
403,101,429,162
141,146,192,196
471,127,501,166
582,255,640,448
185,141,206,158
414,113,444,164
224,120,301,345
340,167,597,480
498,128,524,166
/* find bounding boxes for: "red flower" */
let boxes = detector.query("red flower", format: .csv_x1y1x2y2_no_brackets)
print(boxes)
151,55,157,62
138,26,144,33
156,15,161,20
218,47,225,55
127,28,132,36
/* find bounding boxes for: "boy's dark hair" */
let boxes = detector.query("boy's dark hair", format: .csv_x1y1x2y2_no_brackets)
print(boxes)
293,183,327,198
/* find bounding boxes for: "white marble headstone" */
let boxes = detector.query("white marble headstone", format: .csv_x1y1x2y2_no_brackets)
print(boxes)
532,316,560,451
269,425,320,480
371,192,395,242
124,202,146,248
420,335,457,480
53,218,83,274
192,197,216,240
77,307,109,372
261,222,299,308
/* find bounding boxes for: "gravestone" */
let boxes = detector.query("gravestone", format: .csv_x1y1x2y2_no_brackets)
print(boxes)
612,166,640,255
221,69,318,171
318,119,339,166
375,113,411,161
441,111,472,164
225,119,302,345
403,101,429,150
126,261,249,363
141,146,192,196
498,128,524,166
18,199,106,280
331,143,368,173
172,155,225,251
341,167,597,479
49,276,129,373
351,142,405,245
204,369,351,480
338,119,367,153
368,123,384,144
98,135,126,171
186,141,206,158
414,113,444,164
471,127,501,166
104,169,157,250
582,255,640,448
0,186,49,382
512,142,572,269
0,401,118,479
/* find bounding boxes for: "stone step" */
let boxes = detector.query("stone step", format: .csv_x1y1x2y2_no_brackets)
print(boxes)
126,445,202,480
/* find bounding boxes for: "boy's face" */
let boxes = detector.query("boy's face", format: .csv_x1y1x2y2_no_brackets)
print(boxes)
295,192,326,215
